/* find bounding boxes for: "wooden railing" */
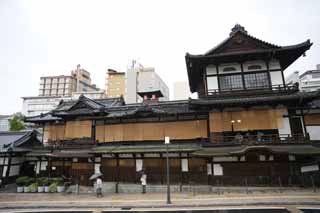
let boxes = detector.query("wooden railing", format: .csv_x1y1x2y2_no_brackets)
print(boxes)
207,83,299,97
211,133,308,145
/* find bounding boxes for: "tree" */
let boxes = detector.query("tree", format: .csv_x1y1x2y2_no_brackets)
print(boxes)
9,115,25,131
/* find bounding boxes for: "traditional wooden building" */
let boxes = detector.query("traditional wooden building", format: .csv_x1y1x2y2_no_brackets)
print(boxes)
0,130,40,184
26,25,320,188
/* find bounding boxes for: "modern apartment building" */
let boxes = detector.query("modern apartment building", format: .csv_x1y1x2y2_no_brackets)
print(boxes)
105,69,125,98
286,64,320,92
0,115,13,132
126,63,169,103
39,64,100,97
22,91,106,117
173,81,190,100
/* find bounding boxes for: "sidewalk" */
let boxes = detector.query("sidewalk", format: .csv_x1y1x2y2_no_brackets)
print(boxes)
0,191,320,210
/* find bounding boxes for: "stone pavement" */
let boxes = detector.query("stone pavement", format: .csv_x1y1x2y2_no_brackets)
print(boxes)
0,191,320,212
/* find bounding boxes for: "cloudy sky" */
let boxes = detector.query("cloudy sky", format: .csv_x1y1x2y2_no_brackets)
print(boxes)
0,0,319,114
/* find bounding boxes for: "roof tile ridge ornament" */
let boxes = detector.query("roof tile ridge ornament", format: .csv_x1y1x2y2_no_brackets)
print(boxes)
230,23,248,36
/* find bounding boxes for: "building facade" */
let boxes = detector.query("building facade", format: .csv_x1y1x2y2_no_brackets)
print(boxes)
105,69,126,98
0,115,13,132
39,64,100,97
126,64,169,103
22,91,106,117
286,65,320,92
173,81,190,100
23,25,320,189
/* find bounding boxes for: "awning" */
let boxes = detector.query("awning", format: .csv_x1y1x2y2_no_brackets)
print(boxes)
192,144,320,157
92,144,201,154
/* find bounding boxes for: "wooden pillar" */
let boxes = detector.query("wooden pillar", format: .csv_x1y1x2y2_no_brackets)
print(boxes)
265,60,272,89
115,154,119,193
179,153,183,191
300,109,308,139
187,153,190,184
4,153,12,184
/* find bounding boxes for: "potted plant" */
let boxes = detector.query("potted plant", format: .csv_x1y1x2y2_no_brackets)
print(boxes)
37,177,46,192
48,182,58,193
55,177,65,193
16,176,28,193
44,178,50,193
25,178,35,193
23,177,32,193
28,182,38,193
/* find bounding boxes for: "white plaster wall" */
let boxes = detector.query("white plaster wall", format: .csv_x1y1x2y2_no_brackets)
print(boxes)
207,76,218,90
269,60,281,70
2,166,7,177
278,116,291,136
206,65,217,75
270,71,283,86
219,63,241,74
306,126,320,140
243,60,266,72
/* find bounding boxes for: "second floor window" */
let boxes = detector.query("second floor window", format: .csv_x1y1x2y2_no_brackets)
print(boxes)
244,72,270,89
219,74,243,91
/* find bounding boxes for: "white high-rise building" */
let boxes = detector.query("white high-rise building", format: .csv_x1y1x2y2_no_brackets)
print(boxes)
285,64,320,92
173,81,190,100
125,62,169,103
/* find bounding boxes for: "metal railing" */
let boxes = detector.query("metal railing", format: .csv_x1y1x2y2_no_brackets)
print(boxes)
207,83,299,97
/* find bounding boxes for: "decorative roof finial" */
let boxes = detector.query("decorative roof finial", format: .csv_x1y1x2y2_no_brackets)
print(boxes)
230,24,247,36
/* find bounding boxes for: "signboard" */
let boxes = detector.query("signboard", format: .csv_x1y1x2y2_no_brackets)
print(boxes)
94,163,101,174
213,164,223,176
136,159,143,172
181,159,188,172
301,165,319,173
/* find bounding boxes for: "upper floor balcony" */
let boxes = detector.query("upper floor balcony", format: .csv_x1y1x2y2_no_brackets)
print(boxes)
209,132,309,146
206,83,299,98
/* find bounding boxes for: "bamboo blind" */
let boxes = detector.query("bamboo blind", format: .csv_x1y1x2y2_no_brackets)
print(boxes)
65,120,92,139
43,124,65,141
96,120,207,143
209,109,285,132
304,114,320,125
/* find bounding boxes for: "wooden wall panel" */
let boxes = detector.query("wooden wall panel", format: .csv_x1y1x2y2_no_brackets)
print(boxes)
97,120,207,143
209,109,285,132
65,120,92,139
96,126,105,143
43,124,65,141
305,114,320,125
143,123,164,140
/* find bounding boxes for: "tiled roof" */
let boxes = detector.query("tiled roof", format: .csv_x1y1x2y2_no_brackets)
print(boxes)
0,130,40,152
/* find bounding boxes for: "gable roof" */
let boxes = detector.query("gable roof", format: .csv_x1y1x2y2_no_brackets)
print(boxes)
0,130,40,152
185,24,313,93
52,95,125,117
204,24,281,56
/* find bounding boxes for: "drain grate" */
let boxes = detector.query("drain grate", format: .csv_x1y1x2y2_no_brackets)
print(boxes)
121,207,132,210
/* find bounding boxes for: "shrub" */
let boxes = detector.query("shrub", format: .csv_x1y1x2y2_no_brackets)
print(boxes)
27,178,35,186
48,182,57,193
16,176,30,187
52,177,64,186
37,177,47,186
28,183,38,192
